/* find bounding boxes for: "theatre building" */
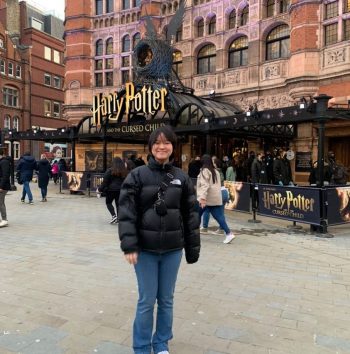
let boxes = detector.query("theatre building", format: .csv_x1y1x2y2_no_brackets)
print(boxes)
64,0,350,182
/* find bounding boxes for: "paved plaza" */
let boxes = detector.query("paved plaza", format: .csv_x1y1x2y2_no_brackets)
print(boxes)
0,183,350,354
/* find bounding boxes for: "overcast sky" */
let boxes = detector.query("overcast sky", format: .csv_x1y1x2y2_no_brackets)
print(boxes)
22,0,65,20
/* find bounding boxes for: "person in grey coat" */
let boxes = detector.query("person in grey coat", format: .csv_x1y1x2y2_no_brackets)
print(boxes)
36,154,51,202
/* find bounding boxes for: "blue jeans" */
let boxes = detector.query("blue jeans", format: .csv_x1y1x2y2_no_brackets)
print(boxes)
202,189,228,229
40,186,47,199
133,250,182,354
21,181,33,201
199,205,230,234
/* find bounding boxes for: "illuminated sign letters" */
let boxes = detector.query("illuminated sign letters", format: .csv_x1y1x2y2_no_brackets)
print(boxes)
91,82,167,126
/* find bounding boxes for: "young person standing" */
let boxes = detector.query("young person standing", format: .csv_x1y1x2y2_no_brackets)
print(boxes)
118,126,200,354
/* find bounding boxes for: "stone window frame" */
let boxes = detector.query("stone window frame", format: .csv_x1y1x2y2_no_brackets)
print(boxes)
197,43,216,74
228,35,249,68
3,86,19,107
227,9,237,30
173,50,183,77
207,15,216,35
265,24,290,61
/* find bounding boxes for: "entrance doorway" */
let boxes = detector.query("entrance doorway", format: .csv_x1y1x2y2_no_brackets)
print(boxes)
329,137,350,169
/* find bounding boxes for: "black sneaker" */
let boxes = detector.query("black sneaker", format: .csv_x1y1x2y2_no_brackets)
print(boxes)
21,199,25,203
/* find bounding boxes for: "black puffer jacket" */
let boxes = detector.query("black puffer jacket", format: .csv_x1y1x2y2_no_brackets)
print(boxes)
100,169,124,192
118,157,200,263
0,157,11,191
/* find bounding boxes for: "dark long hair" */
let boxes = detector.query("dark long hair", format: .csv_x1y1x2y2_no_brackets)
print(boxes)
201,154,217,184
111,157,128,178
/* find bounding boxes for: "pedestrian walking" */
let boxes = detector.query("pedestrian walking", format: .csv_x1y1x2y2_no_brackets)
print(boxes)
118,125,200,354
197,154,235,244
16,151,37,204
36,154,51,202
0,148,11,227
100,157,128,223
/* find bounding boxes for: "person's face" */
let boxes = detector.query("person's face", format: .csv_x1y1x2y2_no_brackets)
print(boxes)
151,133,173,164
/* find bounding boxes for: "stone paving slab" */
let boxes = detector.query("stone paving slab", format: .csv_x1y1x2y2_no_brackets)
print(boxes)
0,183,349,353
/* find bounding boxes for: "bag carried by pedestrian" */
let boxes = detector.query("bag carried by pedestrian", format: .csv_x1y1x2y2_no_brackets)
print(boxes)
16,171,23,185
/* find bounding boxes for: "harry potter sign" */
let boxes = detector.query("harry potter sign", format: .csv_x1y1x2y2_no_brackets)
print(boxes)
91,82,168,126
258,185,321,225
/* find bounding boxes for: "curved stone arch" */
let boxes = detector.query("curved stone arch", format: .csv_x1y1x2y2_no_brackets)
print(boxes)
167,3,173,14
161,4,167,15
173,1,179,12
237,0,249,14
224,33,248,52
132,12,136,22
120,15,125,24
99,19,103,27
194,41,216,58
126,14,131,23
262,21,289,41
206,12,216,23
69,80,81,90
94,19,99,29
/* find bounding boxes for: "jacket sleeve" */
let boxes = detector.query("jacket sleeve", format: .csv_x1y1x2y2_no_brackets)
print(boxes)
196,168,211,201
273,160,281,182
181,176,200,264
0,161,10,189
118,170,141,254
100,170,110,192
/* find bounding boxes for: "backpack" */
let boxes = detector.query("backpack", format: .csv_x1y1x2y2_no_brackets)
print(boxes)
332,164,349,185
51,163,59,174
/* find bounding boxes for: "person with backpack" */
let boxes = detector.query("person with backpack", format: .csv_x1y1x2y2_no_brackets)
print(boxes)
51,161,60,184
16,151,37,204
36,154,51,202
99,157,128,223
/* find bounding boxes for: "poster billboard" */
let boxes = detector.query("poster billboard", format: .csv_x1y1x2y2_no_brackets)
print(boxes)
327,187,350,225
224,181,251,212
257,184,321,225
295,152,312,172
61,172,87,191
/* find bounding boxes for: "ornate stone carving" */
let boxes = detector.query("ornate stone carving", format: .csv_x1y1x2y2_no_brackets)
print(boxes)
197,78,208,89
325,48,346,66
224,71,240,87
262,64,280,80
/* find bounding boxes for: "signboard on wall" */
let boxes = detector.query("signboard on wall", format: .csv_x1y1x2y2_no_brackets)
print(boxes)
224,181,251,212
295,152,312,172
327,186,350,225
258,184,321,225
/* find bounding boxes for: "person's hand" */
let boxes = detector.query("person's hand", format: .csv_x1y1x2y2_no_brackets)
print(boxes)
125,252,138,265
199,198,206,208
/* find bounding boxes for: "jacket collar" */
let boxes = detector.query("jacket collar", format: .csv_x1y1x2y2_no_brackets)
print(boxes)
148,157,173,171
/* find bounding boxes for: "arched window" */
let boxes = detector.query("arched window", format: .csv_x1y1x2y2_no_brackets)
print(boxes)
4,115,11,129
267,0,275,17
95,39,103,56
228,10,236,29
197,18,204,37
241,6,249,26
106,38,113,55
13,116,19,130
279,0,289,13
106,0,113,13
229,36,248,68
176,25,183,42
173,51,183,76
208,16,216,35
122,0,130,9
122,35,130,52
133,33,141,48
266,25,290,60
162,5,167,15
197,44,216,74
96,0,103,15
